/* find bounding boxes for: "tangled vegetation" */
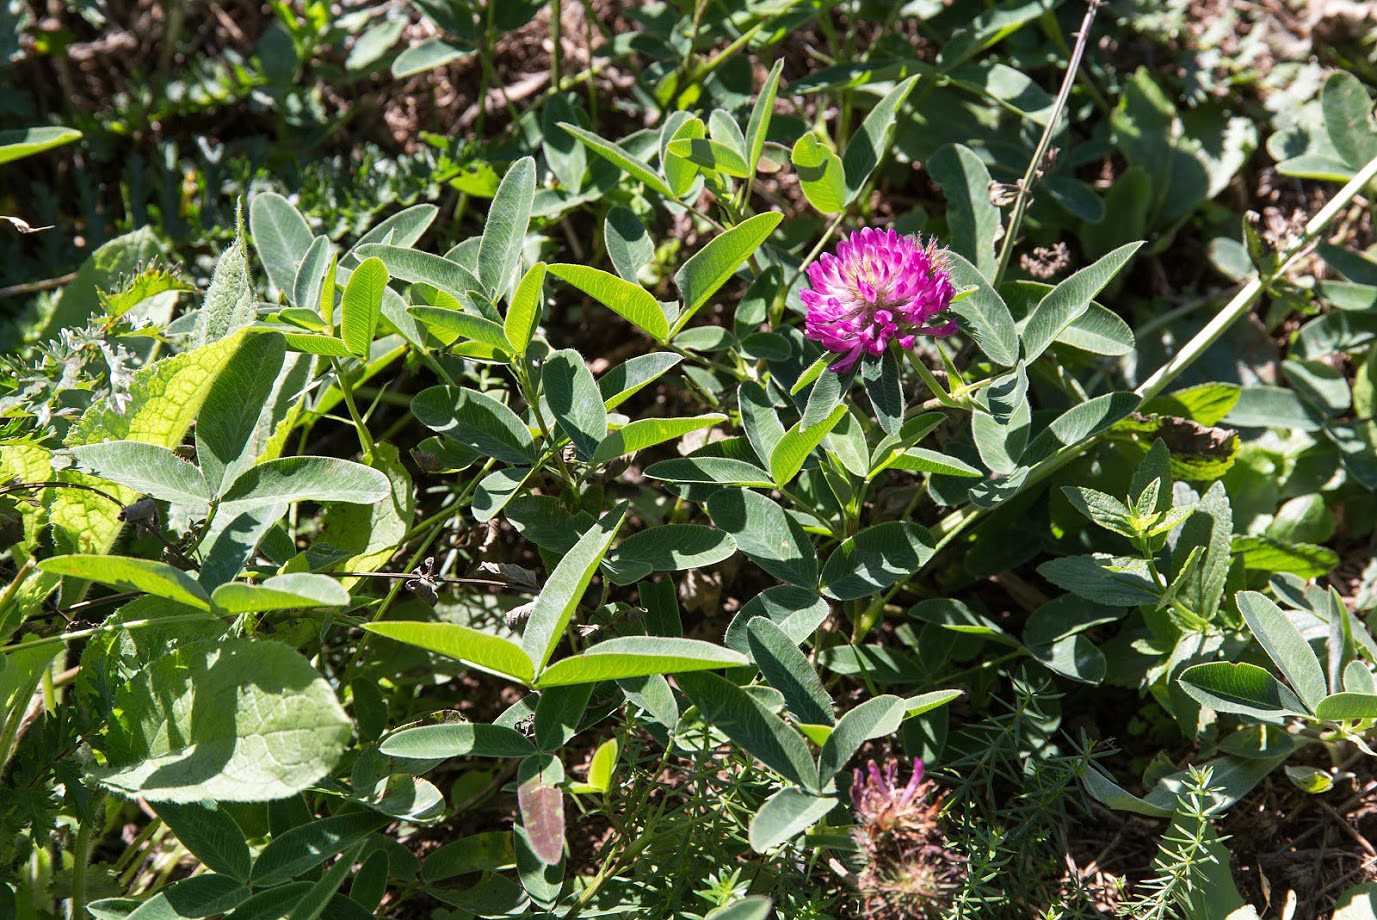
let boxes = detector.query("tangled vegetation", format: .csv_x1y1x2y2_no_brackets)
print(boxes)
4,0,1377,917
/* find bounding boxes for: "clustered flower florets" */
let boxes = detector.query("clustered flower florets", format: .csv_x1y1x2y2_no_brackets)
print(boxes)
851,759,964,920
801,228,957,374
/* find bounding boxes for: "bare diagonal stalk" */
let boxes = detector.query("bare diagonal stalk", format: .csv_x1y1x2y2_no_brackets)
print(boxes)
992,0,1103,288
929,150,1377,550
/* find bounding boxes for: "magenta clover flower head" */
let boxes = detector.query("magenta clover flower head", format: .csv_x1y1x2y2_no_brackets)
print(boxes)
801,228,957,374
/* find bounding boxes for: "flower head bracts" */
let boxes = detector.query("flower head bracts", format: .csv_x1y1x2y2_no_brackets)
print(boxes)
801,228,957,374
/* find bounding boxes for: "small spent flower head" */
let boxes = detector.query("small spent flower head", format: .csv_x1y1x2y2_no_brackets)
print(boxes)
850,758,963,920
801,228,957,374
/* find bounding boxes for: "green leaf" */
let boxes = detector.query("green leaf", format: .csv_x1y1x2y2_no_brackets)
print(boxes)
677,671,819,791
585,738,618,792
0,125,82,165
38,555,211,611
422,832,515,882
344,205,437,269
363,621,533,683
541,94,587,192
411,385,535,466
1058,304,1136,356
209,574,350,614
162,876,250,918
748,617,834,726
471,466,532,523
944,252,1018,366
251,813,388,888
885,447,982,477
599,353,682,409
905,689,964,717
339,257,387,357
593,414,725,465
820,522,934,601
662,115,706,199
283,841,362,920
1082,766,1174,817
1177,661,1308,720
557,123,677,198
1062,487,1136,537
542,349,608,461
674,213,782,333
605,524,737,585
745,60,785,175
1237,590,1327,712
523,504,628,673
291,235,332,317
68,441,210,506
353,243,482,300
218,457,390,514
604,207,655,283
504,261,547,354
1233,536,1338,579
1314,692,1377,722
706,897,774,920
93,639,351,802
927,143,1000,277
842,75,920,204
196,206,256,347
725,586,831,656
152,803,252,881
547,263,668,340
861,349,904,436
478,157,536,299
748,788,836,853
249,192,313,297
1323,71,1377,169
391,36,473,77
219,883,312,920
1022,242,1143,362
378,723,536,759
1345,661,1376,695
407,306,512,353
790,134,846,215
280,333,354,356
644,457,775,487
535,637,748,687
770,403,848,487
665,137,751,178
817,694,906,780
909,597,1017,643
193,331,288,495
706,489,817,587
532,685,587,754
740,380,787,466
1037,554,1159,606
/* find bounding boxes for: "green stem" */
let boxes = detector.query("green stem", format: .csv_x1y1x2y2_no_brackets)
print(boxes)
5,614,227,654
907,349,963,409
329,358,376,461
992,0,1102,288
71,810,96,920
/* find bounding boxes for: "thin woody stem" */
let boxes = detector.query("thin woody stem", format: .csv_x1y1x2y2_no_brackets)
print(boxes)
992,0,1103,288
